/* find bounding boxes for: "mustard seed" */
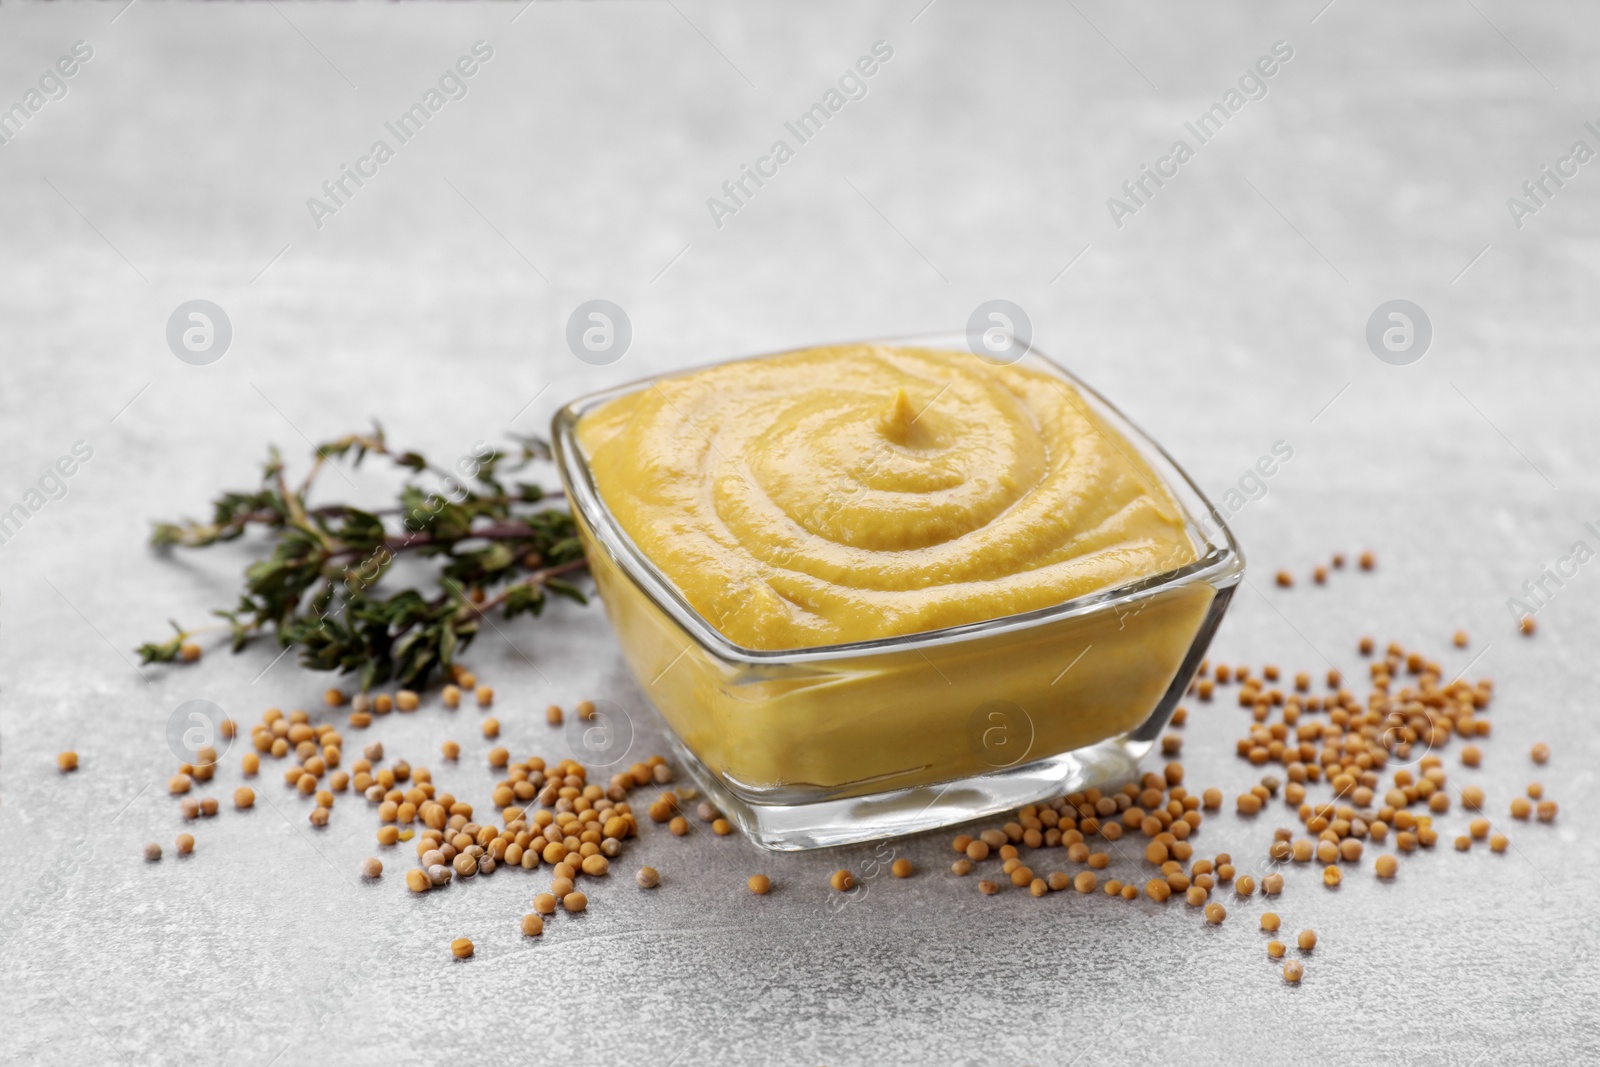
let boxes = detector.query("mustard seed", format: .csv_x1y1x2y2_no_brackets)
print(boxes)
1375,854,1398,879
831,869,857,892
533,892,558,914
234,787,255,809
978,880,1000,895
1074,871,1097,894
1537,800,1558,822
1283,960,1304,983
1519,615,1536,636
562,891,587,912
1490,833,1509,853
951,859,974,876
1322,866,1341,887
747,874,772,895
450,937,473,958
56,751,78,772
475,685,494,708
1267,940,1286,959
1297,929,1317,951
892,858,913,878
481,717,499,739
1454,835,1471,851
1531,742,1550,764
143,842,162,862
176,833,194,855
712,818,732,836
1263,873,1284,895
1204,902,1226,924
520,913,544,937
1462,745,1482,768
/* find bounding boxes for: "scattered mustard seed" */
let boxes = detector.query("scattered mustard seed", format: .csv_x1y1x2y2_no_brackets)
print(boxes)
360,857,382,878
143,842,162,862
520,914,544,937
831,869,857,892
450,937,474,959
1267,940,1286,959
1260,912,1280,932
1204,902,1226,925
1375,854,1398,879
1530,742,1550,765
176,833,194,856
1297,930,1317,952
56,751,78,772
892,858,913,878
747,874,772,895
1283,960,1304,983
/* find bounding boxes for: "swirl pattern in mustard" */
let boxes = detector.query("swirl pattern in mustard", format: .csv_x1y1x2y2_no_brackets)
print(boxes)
577,345,1195,650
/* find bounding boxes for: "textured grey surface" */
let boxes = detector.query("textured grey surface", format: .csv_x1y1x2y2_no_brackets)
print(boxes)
2,2,1599,1064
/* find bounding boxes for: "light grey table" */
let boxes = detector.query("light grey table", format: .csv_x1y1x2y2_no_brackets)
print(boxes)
2,3,1597,1064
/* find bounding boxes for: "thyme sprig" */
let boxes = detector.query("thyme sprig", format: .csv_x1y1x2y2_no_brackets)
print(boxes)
139,425,588,691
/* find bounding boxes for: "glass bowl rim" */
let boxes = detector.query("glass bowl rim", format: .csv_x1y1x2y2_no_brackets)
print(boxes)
551,331,1246,666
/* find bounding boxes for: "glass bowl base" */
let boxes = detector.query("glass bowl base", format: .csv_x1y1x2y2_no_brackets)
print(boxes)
668,735,1155,852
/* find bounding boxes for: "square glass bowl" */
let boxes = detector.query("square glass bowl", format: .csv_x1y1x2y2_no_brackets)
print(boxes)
552,335,1244,851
